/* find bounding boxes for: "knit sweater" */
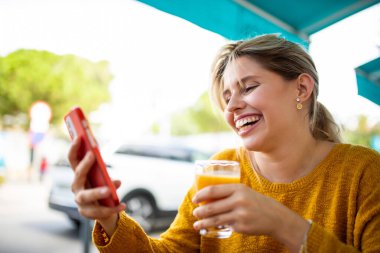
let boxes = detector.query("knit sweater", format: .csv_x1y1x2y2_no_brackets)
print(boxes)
93,144,380,252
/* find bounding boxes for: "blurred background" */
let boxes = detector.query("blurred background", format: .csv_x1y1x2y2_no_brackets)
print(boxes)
0,0,379,252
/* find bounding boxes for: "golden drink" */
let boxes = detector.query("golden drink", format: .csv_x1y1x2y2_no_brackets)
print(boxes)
196,174,240,205
194,160,240,238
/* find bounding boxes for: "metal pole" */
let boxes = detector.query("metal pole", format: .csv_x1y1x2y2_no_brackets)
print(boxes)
81,218,91,253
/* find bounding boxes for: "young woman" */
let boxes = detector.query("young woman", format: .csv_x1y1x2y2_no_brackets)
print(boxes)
69,34,380,252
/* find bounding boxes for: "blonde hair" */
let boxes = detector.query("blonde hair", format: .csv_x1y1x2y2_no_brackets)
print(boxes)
210,34,341,143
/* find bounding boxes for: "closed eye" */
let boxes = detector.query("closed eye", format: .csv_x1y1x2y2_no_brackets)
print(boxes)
242,85,258,94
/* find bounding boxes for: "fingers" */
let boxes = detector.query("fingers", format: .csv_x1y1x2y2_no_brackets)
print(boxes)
193,211,235,231
192,184,252,233
75,181,122,205
112,179,122,189
193,197,234,219
78,202,126,220
192,184,240,205
68,138,125,221
75,185,126,220
71,151,95,193
75,186,111,205
68,137,81,169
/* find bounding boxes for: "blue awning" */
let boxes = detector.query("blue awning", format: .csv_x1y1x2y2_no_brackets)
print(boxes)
137,0,379,45
355,57,380,106
137,0,380,105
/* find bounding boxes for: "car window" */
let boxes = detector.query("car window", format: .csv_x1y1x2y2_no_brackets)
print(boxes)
115,144,209,163
190,150,210,162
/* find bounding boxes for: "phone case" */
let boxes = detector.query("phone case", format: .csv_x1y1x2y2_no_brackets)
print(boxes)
64,106,119,207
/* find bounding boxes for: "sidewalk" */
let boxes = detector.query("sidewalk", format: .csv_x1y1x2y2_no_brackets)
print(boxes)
0,179,97,253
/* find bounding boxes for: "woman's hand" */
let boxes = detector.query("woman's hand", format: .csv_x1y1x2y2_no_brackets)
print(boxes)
68,137,126,236
192,184,310,253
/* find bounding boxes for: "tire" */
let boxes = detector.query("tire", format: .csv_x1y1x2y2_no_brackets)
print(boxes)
123,193,157,232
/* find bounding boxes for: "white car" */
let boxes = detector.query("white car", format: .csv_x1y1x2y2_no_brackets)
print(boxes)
49,141,211,232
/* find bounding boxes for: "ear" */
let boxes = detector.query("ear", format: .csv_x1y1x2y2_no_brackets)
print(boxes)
296,73,314,102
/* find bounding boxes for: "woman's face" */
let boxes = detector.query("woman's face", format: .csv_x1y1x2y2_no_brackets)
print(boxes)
222,56,300,151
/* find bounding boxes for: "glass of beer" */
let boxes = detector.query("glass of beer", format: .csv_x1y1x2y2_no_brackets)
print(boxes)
195,160,240,239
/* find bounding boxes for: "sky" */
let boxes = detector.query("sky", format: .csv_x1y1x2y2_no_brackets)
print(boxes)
0,0,379,141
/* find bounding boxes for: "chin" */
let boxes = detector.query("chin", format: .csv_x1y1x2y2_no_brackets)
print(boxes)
241,138,262,152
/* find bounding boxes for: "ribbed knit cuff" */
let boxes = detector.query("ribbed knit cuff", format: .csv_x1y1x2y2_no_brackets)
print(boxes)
93,211,144,253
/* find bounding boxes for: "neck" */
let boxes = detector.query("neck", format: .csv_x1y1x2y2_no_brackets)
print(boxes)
248,137,334,183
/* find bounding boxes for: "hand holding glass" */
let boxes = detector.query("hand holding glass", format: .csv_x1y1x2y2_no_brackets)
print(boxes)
195,160,241,239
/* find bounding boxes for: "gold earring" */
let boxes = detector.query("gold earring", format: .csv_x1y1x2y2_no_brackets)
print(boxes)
296,98,303,110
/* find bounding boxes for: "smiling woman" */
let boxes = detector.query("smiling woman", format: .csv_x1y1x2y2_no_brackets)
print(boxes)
211,34,342,151
66,33,380,253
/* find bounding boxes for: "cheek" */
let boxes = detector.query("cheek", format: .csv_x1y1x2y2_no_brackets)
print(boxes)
246,89,267,106
224,111,235,128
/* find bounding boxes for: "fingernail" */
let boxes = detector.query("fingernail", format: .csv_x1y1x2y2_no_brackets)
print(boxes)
192,196,197,204
100,187,108,195
193,221,200,230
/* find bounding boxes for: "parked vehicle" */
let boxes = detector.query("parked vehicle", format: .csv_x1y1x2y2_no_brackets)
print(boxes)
48,141,211,232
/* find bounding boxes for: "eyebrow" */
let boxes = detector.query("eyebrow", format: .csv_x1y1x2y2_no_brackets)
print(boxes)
240,75,260,84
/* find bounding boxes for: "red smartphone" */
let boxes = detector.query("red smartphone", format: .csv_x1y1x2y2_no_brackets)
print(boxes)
64,106,119,207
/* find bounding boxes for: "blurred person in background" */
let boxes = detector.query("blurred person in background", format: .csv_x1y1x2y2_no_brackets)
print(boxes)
68,34,380,252
39,156,48,182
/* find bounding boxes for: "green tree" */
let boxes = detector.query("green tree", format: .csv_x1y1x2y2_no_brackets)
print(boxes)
0,49,112,127
342,115,380,148
170,92,231,136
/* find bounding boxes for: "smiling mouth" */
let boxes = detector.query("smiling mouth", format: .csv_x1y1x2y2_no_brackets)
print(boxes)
235,115,261,132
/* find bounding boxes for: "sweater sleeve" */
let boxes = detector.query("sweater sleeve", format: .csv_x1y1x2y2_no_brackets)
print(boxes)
353,150,380,252
305,222,360,253
305,148,380,253
92,186,200,253
93,211,155,253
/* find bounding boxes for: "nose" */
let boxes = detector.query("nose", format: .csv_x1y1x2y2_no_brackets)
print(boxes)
225,93,245,112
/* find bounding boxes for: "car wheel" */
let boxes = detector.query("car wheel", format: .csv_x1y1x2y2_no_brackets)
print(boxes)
123,194,156,232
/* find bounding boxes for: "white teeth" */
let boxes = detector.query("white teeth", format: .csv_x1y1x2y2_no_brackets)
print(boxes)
235,116,260,129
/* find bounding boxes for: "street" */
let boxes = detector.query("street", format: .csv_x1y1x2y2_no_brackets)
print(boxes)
0,179,97,253
0,178,164,253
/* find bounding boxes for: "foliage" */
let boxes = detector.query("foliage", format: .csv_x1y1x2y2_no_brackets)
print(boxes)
170,92,231,136
0,49,112,128
342,115,380,148
150,122,160,135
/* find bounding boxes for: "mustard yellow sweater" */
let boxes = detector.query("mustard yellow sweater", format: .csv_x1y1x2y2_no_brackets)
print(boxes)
93,144,380,252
